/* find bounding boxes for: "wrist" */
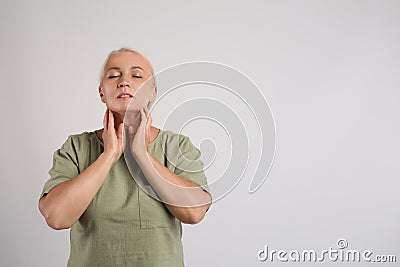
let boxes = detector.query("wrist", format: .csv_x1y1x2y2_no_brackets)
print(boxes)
130,145,148,159
101,151,120,165
131,149,151,166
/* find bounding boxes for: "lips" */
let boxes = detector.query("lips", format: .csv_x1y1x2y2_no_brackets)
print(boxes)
117,92,133,99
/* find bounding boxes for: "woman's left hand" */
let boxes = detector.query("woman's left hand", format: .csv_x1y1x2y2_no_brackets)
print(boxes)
128,107,152,158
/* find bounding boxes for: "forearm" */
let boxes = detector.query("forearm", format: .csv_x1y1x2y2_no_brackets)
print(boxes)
135,152,211,224
39,153,115,230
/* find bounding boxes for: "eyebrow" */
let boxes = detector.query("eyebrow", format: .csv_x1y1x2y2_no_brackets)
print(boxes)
106,66,144,72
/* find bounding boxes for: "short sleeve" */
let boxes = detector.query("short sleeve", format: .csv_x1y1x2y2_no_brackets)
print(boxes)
40,136,79,198
173,135,210,194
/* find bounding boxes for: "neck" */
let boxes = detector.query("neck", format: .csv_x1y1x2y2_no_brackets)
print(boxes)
113,111,125,128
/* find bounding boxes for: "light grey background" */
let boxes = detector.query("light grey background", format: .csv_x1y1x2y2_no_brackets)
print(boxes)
1,0,399,266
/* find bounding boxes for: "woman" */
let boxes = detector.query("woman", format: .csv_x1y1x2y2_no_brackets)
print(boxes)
39,48,212,266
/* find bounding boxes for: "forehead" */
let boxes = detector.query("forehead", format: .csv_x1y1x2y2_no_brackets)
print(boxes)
104,51,151,73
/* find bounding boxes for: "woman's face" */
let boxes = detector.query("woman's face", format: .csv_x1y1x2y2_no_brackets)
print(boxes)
99,51,156,115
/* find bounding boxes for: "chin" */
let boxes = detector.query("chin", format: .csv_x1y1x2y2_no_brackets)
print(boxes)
106,105,127,115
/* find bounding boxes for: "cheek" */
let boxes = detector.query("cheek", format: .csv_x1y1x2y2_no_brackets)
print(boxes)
102,83,115,97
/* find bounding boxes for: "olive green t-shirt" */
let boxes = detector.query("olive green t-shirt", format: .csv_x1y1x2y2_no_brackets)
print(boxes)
40,130,209,267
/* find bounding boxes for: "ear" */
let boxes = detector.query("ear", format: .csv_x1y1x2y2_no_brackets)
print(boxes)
98,86,105,103
149,86,158,103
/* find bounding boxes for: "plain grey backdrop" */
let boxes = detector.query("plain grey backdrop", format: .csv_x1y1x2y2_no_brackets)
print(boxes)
1,0,399,266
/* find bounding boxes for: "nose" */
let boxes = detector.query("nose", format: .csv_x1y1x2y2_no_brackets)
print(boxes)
117,80,131,88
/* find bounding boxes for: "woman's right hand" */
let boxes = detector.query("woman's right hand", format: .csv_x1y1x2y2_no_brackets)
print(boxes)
102,109,124,164
39,109,125,230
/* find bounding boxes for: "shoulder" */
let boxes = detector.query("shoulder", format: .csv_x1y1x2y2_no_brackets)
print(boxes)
67,131,94,140
60,131,98,152
156,130,201,156
157,130,194,147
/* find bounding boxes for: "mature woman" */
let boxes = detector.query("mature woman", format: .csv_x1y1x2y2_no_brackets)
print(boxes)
39,48,212,266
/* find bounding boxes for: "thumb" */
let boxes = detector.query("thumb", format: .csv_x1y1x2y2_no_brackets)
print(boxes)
128,125,135,139
117,123,123,139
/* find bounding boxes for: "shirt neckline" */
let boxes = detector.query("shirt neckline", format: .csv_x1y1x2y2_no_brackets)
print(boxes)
92,128,162,148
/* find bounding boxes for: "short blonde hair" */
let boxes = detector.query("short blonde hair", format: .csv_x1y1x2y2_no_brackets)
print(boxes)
99,48,156,86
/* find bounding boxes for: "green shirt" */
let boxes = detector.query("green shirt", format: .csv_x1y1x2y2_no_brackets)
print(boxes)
40,130,209,267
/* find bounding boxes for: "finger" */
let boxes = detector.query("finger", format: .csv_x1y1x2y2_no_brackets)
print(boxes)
103,109,108,130
143,106,152,122
128,125,135,139
143,106,150,118
117,123,123,140
145,113,152,133
139,108,147,126
122,124,127,148
108,110,114,131
147,112,152,127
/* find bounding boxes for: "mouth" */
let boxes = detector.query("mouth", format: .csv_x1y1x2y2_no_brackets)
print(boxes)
117,92,134,99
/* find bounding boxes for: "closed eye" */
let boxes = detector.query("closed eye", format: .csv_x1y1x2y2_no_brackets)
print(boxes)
107,74,120,79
